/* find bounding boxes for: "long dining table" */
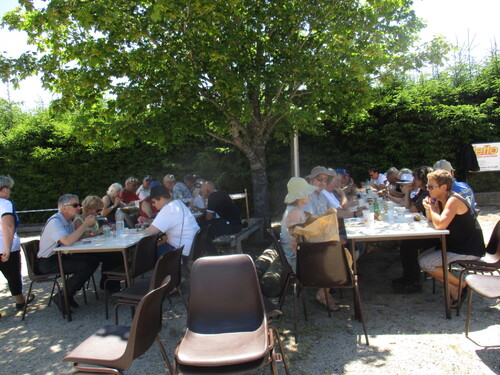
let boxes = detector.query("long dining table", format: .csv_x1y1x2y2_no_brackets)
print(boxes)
344,209,452,319
56,229,147,322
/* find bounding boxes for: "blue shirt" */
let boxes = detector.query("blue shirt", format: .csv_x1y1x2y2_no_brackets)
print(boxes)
452,179,476,210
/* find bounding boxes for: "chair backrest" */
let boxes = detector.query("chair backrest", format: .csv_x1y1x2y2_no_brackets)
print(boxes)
296,241,352,287
130,234,158,277
21,240,41,278
485,220,500,260
149,246,184,294
229,189,250,221
124,277,171,362
266,228,294,276
188,254,265,334
190,226,210,261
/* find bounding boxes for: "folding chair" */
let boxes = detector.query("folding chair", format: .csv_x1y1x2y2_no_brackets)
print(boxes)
20,240,62,320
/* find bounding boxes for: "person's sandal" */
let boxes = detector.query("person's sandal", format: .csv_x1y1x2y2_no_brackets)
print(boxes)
15,294,35,311
315,292,340,312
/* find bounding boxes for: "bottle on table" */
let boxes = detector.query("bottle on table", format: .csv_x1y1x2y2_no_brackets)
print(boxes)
115,208,125,236
373,199,380,215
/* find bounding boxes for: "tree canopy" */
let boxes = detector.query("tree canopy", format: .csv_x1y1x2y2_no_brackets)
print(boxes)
1,0,447,217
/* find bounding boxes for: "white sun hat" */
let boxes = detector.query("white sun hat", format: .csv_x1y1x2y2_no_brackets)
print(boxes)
284,177,318,204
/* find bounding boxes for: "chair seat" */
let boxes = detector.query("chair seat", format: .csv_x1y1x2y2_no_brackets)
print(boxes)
63,325,130,368
176,322,268,366
465,275,500,299
113,280,150,301
103,266,126,277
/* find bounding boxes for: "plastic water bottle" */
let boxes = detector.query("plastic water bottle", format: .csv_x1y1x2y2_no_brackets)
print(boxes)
115,208,124,236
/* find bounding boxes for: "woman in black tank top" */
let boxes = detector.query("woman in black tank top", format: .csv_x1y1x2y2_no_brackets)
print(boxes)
419,170,485,301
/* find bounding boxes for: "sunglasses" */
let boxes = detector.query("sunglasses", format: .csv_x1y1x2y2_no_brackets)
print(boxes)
0,185,12,191
66,203,81,208
426,184,441,190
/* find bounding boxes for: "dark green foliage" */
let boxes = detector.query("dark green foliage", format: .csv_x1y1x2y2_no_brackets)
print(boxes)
1,57,499,223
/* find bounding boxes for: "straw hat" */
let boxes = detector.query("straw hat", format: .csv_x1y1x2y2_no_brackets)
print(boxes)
284,177,318,204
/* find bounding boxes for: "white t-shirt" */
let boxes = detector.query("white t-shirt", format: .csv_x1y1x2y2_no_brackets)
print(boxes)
151,200,200,256
0,198,21,254
371,172,387,186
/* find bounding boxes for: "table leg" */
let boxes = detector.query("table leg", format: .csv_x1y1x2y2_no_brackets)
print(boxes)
350,239,360,320
440,235,451,319
57,252,72,322
122,249,132,287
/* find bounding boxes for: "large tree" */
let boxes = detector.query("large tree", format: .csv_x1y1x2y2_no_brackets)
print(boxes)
1,0,444,218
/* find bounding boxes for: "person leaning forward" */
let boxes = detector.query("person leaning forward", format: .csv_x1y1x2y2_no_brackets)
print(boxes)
38,194,99,314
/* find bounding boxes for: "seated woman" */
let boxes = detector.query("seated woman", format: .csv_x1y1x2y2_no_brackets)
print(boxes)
146,185,200,260
280,177,317,269
280,177,340,311
73,195,104,237
101,183,125,224
418,170,485,303
74,195,121,292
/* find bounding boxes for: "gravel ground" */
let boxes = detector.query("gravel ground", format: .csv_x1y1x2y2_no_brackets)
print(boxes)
0,207,498,375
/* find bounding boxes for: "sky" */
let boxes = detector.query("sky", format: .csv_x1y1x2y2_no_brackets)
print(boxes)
1,0,499,110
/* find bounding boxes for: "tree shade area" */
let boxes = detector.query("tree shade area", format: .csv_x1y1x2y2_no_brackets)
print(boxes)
1,55,498,222
1,0,451,219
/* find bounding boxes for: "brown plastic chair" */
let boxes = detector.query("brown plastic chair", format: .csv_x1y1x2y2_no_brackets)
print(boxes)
295,241,369,345
189,226,210,263
113,246,184,324
63,277,173,374
103,234,158,319
174,254,290,375
266,228,296,312
20,240,62,320
448,220,500,315
464,274,500,339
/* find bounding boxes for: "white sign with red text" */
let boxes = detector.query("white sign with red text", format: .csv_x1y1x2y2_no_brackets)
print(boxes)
473,142,500,171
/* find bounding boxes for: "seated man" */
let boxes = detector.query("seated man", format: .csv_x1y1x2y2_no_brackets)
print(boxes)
136,175,153,200
384,167,404,198
200,181,243,254
302,166,335,216
336,168,358,201
322,168,364,219
368,168,387,190
433,159,476,211
163,174,192,201
38,194,99,314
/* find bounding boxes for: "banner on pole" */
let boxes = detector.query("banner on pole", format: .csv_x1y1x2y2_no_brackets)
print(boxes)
472,142,500,171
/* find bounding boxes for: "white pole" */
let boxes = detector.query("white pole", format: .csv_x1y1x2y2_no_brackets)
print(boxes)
292,130,300,177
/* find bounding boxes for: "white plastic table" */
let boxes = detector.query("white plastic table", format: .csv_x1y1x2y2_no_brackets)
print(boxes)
56,230,147,322
344,213,452,319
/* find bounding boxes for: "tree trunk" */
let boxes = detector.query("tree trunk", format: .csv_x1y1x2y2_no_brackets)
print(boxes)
245,147,270,221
